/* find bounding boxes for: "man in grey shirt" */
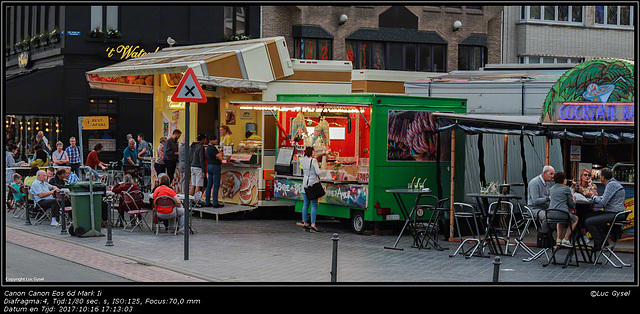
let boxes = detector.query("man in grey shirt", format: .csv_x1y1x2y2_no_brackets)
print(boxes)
585,168,626,251
527,165,555,232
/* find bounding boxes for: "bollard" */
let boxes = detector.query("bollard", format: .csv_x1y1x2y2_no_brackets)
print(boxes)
331,233,339,282
105,196,114,246
58,190,67,235
492,256,501,282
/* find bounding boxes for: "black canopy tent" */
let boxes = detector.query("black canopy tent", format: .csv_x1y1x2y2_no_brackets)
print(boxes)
433,112,635,238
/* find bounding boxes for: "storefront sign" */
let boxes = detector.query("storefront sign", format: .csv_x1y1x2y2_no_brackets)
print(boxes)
274,178,367,208
102,44,161,60
80,116,109,130
554,102,634,124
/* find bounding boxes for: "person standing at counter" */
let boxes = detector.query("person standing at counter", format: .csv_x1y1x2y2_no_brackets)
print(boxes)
585,168,626,252
220,125,233,147
204,134,224,208
155,137,167,175
301,146,321,233
163,129,181,182
189,133,207,197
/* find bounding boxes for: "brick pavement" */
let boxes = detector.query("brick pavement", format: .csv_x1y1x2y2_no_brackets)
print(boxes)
4,209,636,284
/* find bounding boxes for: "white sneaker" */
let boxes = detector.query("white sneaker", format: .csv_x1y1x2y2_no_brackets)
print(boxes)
561,239,573,247
583,235,591,244
51,219,60,227
556,238,562,246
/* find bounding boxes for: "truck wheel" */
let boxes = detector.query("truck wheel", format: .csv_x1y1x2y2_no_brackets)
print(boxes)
351,211,365,234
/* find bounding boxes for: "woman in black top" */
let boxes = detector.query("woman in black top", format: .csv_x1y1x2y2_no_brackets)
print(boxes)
204,134,223,207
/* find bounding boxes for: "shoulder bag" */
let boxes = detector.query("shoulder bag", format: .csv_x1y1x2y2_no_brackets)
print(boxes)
304,160,325,200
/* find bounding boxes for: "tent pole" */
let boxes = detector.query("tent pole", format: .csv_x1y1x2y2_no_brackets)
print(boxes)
545,137,550,165
449,129,455,241
503,134,508,183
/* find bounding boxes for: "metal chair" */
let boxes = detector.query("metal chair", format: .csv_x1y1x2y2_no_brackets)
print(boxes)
7,184,28,219
542,209,579,268
121,190,151,232
593,210,631,268
513,205,550,262
488,201,518,253
28,187,52,225
153,195,179,235
449,202,483,258
415,196,449,250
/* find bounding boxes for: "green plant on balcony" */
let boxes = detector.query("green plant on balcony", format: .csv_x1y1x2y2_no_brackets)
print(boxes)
29,35,40,48
14,39,30,51
106,29,122,39
49,28,61,43
89,27,104,39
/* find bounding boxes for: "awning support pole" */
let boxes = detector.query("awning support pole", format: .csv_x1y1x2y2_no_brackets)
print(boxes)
449,129,455,241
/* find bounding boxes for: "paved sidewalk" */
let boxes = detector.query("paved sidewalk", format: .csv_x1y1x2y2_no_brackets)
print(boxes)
4,208,636,284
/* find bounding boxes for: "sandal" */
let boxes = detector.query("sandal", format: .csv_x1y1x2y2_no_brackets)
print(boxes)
302,224,310,232
309,226,319,233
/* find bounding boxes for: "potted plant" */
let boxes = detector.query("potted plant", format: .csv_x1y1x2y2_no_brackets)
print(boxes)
89,27,104,39
106,29,122,40
30,35,40,49
49,28,60,43
38,33,50,46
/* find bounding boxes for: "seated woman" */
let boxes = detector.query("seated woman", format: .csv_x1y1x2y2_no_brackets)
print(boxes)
548,171,578,247
111,174,142,226
152,173,185,234
572,168,598,244
30,147,50,168
23,165,40,187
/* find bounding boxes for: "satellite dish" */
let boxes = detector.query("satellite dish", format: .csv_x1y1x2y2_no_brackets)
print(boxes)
167,36,176,47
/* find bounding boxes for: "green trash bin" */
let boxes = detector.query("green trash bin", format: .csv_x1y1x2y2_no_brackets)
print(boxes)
68,181,105,237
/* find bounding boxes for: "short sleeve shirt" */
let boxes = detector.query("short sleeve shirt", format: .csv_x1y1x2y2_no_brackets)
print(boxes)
30,179,53,203
153,185,178,214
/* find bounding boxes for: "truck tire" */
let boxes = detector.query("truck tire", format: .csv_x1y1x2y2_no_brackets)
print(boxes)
351,211,365,234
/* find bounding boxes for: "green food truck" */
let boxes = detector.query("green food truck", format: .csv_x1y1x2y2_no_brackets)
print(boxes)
234,94,467,234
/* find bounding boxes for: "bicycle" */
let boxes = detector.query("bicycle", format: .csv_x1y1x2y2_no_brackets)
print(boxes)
102,161,123,186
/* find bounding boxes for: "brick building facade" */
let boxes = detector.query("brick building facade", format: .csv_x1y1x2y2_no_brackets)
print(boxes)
262,5,503,73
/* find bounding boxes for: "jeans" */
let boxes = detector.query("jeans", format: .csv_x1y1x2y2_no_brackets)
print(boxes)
164,159,177,182
302,192,318,224
156,207,185,232
205,164,221,205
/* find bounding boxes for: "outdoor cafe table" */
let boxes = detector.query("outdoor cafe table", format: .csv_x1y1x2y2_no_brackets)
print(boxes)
384,188,432,251
466,193,522,257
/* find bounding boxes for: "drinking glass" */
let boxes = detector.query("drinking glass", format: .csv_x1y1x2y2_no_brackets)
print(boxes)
408,182,413,190
414,178,421,190
419,180,425,190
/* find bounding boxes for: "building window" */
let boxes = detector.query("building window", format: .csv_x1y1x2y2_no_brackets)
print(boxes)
346,40,446,72
294,38,332,60
521,6,583,24
458,45,487,70
89,98,118,114
596,6,633,27
224,6,247,37
91,6,118,31
519,56,584,64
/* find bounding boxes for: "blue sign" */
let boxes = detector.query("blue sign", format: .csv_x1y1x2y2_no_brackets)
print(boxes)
66,31,80,36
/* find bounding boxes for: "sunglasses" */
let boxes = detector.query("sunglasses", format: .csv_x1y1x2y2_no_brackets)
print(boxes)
582,173,591,177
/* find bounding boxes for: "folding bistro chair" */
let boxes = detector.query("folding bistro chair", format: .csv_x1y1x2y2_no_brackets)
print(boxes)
593,210,632,268
7,184,28,219
416,196,449,250
28,187,52,225
153,195,179,235
449,202,483,258
542,209,580,268
121,190,151,232
513,205,550,262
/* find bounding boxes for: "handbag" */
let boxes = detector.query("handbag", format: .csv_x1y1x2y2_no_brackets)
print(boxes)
304,160,325,200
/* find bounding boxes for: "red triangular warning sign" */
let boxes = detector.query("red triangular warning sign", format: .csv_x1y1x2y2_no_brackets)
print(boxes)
171,67,207,103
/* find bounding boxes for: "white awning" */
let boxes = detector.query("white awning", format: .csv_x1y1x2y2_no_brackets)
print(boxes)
85,36,292,92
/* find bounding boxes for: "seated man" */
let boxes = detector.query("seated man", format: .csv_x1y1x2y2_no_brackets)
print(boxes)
585,168,626,251
30,170,62,226
527,165,555,233
152,173,185,234
49,168,69,189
